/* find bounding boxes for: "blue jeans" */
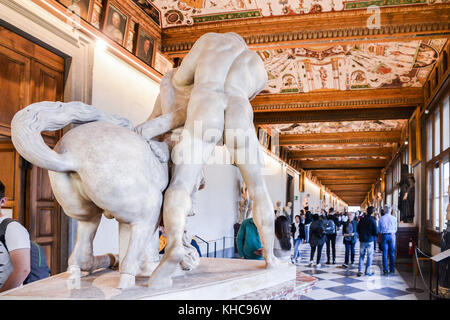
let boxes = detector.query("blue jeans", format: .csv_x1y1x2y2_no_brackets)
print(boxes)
344,240,355,265
305,224,311,243
292,238,302,260
381,234,396,273
359,242,374,274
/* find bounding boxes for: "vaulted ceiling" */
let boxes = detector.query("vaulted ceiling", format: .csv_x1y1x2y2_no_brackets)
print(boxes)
150,0,450,206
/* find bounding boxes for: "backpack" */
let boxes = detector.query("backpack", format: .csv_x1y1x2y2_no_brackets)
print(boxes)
0,218,50,284
324,218,336,235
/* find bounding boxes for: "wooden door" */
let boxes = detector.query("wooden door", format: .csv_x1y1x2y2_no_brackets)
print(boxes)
0,25,65,274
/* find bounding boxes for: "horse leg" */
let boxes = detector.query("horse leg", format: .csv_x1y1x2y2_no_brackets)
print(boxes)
118,218,154,289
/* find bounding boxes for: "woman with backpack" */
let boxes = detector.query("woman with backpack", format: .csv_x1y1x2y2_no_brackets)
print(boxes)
342,212,358,268
308,214,326,267
274,216,293,262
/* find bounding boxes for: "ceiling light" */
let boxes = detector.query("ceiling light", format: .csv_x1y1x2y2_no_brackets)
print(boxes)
424,109,429,114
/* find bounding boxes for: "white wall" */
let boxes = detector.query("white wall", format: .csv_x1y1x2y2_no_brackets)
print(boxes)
91,49,160,126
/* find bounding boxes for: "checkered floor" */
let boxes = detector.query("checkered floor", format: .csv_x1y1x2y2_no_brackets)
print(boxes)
293,231,423,300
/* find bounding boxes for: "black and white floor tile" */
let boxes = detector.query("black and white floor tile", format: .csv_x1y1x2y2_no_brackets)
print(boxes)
293,232,424,300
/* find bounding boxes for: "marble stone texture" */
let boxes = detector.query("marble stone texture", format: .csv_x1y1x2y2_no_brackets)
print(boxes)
0,258,297,300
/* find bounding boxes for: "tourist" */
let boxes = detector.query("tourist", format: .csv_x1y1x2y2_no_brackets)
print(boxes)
342,212,358,268
274,216,293,262
291,214,305,264
373,212,380,251
236,217,264,260
324,208,338,264
308,214,326,267
356,206,378,277
304,210,313,243
0,180,31,292
379,205,398,275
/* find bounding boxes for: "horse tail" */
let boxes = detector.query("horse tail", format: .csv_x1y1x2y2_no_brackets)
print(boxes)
11,101,133,173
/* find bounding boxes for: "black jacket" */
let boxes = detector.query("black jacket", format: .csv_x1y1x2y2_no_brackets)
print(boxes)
291,222,306,240
305,212,313,225
356,215,378,243
343,220,358,243
309,220,326,247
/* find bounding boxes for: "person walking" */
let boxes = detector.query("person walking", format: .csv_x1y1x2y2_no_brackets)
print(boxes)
308,214,326,267
0,181,31,292
291,214,305,264
378,205,398,275
357,206,378,277
324,208,338,264
236,217,264,260
304,210,313,243
342,212,358,268
274,216,293,262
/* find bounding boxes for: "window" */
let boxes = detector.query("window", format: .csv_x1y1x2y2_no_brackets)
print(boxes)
426,92,450,233
427,116,433,161
443,161,449,228
427,167,433,228
434,108,440,157
434,164,440,231
443,95,449,151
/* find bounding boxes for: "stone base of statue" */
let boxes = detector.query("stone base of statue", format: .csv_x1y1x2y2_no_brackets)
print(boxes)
0,258,308,300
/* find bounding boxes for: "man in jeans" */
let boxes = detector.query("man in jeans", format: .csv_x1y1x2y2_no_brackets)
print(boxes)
378,205,398,275
357,206,378,277
325,208,338,264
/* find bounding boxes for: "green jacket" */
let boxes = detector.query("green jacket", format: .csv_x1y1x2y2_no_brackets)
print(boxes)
236,218,263,260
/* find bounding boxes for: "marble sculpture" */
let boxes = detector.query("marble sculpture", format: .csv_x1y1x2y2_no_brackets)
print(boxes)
11,32,278,290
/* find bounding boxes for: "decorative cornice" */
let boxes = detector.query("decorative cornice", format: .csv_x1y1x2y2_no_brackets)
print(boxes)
163,21,450,52
252,97,423,112
161,4,450,53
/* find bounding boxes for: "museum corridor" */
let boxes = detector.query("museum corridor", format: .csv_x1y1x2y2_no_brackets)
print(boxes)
0,0,449,303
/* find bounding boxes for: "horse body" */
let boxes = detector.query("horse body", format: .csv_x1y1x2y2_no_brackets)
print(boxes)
11,102,170,288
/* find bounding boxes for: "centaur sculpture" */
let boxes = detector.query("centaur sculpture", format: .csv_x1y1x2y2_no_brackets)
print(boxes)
11,32,279,290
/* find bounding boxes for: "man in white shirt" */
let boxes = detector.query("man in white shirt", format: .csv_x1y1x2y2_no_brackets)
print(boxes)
0,181,31,292
378,204,398,275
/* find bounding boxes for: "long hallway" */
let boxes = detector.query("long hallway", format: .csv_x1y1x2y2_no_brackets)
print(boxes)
295,233,429,300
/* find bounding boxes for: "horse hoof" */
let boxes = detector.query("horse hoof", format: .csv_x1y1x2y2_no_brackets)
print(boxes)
265,257,282,269
118,273,135,289
68,265,82,279
148,276,172,289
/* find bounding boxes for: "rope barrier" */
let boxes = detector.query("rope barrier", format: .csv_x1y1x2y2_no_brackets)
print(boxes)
413,247,440,299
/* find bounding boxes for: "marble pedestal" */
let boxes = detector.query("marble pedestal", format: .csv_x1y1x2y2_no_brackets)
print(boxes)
0,258,298,300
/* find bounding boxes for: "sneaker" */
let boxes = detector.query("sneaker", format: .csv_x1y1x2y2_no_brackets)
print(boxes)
332,260,336,265
389,270,395,275
383,270,389,276
365,272,374,276
325,261,331,265
316,263,322,268
308,261,314,267
357,271,363,277
342,264,348,269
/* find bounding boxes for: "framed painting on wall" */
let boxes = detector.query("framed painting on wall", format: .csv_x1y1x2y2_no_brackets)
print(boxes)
57,0,92,21
136,27,155,66
103,2,128,46
409,107,422,166
132,0,161,27
90,0,103,29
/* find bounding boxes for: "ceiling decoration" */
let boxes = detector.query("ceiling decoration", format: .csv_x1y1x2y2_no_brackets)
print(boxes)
256,39,447,94
285,142,396,150
267,119,407,134
152,0,445,28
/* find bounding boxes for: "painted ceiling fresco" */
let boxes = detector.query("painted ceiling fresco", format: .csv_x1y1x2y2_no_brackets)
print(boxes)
286,143,396,150
268,119,407,134
151,0,445,28
256,39,447,93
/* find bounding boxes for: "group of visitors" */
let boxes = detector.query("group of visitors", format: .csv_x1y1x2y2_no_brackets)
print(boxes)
236,202,398,277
